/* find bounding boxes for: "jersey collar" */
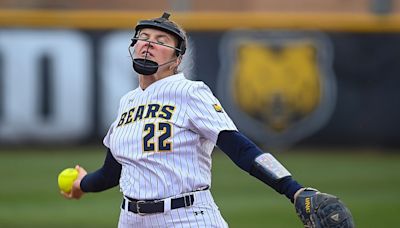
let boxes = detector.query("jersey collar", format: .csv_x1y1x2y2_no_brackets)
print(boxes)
138,72,185,92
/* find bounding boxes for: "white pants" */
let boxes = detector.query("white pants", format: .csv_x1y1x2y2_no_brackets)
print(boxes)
118,190,229,228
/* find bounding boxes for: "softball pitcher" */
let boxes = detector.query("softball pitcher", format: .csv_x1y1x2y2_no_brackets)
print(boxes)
62,12,354,228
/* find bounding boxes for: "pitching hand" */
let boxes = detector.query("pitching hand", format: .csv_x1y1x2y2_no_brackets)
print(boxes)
61,165,87,200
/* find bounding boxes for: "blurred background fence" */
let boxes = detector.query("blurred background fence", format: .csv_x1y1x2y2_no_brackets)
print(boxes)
0,0,400,148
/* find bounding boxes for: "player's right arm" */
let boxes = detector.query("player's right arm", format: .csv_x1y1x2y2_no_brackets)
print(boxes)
80,148,122,192
64,148,122,199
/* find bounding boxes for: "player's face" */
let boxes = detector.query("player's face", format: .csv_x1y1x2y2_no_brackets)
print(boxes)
135,28,178,63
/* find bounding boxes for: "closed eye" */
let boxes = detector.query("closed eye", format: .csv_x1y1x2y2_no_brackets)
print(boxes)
138,33,149,40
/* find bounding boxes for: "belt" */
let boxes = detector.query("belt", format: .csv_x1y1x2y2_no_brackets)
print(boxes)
121,194,195,215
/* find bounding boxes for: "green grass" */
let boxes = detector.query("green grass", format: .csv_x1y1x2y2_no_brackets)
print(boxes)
0,146,399,227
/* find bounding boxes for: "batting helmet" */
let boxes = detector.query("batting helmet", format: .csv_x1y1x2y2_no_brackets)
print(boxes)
130,12,186,56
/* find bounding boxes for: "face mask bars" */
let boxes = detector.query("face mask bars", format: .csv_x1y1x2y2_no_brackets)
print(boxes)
128,38,183,75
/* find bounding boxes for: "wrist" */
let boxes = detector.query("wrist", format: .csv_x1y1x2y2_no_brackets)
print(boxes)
294,187,319,204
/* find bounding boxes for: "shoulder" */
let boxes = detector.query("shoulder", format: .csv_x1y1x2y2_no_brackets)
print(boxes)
187,80,213,95
164,77,208,97
160,73,213,97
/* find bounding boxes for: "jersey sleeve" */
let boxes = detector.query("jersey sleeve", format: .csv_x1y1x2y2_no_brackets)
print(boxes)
103,121,116,148
103,93,129,148
186,82,237,143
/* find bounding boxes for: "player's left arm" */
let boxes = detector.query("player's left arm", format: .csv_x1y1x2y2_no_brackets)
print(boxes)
216,130,301,202
216,130,354,228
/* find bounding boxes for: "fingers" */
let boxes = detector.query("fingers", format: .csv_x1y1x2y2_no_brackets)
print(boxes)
75,165,88,178
60,187,83,200
61,190,73,199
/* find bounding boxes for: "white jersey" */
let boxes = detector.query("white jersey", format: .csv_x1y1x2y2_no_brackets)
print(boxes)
104,73,237,200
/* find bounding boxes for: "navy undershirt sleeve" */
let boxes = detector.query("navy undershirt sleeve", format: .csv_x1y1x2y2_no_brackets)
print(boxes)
216,130,302,202
80,148,122,193
216,130,262,172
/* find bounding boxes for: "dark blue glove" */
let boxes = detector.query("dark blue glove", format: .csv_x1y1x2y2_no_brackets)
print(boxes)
294,188,355,228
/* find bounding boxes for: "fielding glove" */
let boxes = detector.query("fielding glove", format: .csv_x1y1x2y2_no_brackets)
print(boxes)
294,188,355,228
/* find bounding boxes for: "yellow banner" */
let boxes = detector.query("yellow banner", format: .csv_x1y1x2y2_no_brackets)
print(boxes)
1,10,400,32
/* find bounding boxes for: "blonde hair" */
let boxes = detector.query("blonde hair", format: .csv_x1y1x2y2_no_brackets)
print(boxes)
177,36,194,77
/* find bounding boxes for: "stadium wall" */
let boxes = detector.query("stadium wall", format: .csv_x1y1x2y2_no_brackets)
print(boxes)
0,10,399,147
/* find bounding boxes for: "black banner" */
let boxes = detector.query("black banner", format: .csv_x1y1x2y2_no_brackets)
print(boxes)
0,29,399,147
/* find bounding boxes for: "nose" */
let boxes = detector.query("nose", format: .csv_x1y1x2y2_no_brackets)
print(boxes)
144,41,154,50
134,39,154,55
140,37,157,48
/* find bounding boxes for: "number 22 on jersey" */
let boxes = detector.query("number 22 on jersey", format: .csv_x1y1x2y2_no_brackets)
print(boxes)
142,122,172,152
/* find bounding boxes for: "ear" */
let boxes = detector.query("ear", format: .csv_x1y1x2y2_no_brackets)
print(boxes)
175,56,182,66
170,56,182,70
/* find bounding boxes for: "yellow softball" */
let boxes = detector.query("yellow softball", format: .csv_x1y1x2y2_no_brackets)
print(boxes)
58,168,78,193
